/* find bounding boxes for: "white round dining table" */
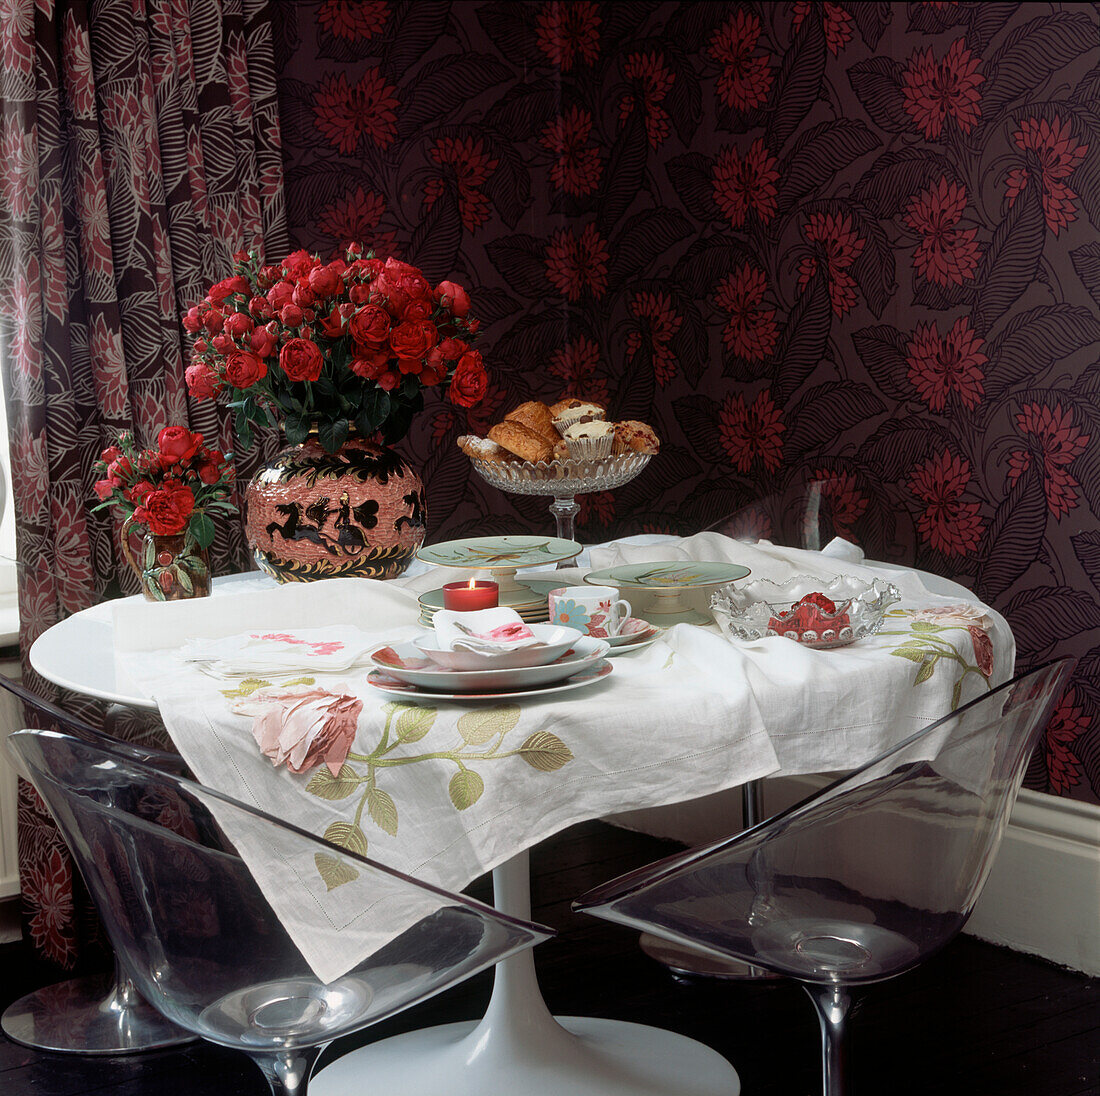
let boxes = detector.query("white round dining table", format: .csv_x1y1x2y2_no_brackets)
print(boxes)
26,545,979,1096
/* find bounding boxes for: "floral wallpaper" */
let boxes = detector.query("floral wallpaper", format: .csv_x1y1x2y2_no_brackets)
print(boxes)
274,1,1100,804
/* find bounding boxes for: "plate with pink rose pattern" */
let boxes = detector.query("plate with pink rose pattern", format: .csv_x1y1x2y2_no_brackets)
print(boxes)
365,659,613,702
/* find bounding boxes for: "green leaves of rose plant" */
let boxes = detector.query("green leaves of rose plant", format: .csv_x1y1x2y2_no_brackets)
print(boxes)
367,788,398,836
306,763,361,800
324,820,369,857
449,769,485,810
517,731,574,772
457,705,520,745
394,704,436,742
314,853,359,892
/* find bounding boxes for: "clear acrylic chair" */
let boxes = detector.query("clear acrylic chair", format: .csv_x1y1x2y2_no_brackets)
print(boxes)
575,659,1074,1096
8,728,552,1095
0,675,198,1054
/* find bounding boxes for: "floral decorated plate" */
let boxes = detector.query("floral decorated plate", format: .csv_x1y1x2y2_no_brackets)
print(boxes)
413,623,583,671
369,636,609,691
604,620,664,652
366,659,613,701
711,575,900,649
585,561,751,590
417,536,582,570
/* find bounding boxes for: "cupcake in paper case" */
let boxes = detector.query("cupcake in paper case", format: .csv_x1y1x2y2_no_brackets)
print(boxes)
562,420,615,459
551,398,606,433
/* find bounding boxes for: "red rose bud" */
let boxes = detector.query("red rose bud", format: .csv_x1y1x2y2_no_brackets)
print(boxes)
300,325,314,341
182,306,202,333
248,295,272,319
267,280,295,310
158,425,202,464
348,283,371,305
318,304,350,339
465,317,480,335
349,351,390,380
93,478,114,501
292,283,315,309
207,276,249,304
202,308,224,336
402,298,433,321
247,326,275,357
308,263,344,298
106,455,134,485
224,350,267,389
282,249,315,279
134,480,195,536
438,337,467,360
232,249,249,263
448,349,488,408
126,480,154,503
389,318,438,362
257,265,280,289
420,365,445,386
377,370,399,391
349,304,390,347
436,280,470,317
212,334,234,354
193,338,209,353
279,303,304,327
196,459,222,484
279,338,323,382
99,445,122,464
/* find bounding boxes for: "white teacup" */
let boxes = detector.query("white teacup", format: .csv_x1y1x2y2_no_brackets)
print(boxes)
549,586,632,638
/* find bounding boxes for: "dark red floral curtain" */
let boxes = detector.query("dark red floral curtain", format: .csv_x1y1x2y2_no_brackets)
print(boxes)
277,1,1100,805
0,0,287,967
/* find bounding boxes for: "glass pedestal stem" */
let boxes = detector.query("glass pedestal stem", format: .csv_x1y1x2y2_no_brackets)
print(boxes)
549,496,580,546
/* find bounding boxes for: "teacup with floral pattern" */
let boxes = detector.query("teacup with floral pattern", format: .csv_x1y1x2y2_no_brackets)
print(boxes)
549,586,632,638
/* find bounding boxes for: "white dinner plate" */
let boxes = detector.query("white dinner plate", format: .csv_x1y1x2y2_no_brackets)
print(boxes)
366,659,613,701
370,637,609,691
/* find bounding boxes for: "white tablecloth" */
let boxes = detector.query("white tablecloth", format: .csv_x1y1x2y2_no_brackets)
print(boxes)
116,534,1013,982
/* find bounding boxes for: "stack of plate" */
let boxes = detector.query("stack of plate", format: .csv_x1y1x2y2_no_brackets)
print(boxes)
417,579,559,628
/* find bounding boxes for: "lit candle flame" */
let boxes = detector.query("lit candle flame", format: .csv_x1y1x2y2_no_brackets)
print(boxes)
468,577,477,589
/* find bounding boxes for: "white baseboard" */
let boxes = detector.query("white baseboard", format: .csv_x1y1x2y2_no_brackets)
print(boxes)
611,778,1100,976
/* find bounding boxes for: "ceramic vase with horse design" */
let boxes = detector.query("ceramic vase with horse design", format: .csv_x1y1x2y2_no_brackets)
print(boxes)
244,436,426,582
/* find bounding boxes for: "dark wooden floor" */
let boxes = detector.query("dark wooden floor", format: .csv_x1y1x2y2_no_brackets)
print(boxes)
1,821,1097,1095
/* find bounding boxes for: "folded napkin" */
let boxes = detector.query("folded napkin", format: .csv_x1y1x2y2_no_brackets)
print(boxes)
432,607,538,655
179,626,382,677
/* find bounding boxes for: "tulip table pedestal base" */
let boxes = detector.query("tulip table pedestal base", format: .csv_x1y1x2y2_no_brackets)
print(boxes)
310,851,739,1096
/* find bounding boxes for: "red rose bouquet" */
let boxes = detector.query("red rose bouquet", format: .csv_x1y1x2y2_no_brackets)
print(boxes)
183,244,488,452
92,427,236,549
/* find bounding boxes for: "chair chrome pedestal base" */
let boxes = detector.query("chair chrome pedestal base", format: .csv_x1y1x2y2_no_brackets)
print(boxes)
1,971,197,1055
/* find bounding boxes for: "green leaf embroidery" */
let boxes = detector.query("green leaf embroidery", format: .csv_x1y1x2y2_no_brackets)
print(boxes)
449,769,485,810
395,705,437,743
951,677,963,710
323,820,369,857
891,648,926,663
306,764,361,801
366,788,398,835
457,705,520,745
517,731,574,772
914,657,937,685
314,852,359,891
910,621,943,632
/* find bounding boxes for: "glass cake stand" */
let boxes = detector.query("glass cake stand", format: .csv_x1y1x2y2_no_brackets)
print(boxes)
468,452,653,542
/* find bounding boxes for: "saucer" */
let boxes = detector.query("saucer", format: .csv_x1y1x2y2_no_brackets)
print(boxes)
369,637,609,691
603,622,664,654
366,659,613,701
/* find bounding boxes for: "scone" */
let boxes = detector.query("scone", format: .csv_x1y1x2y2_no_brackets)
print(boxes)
504,400,557,442
612,420,660,455
550,399,606,432
488,420,554,463
563,420,615,459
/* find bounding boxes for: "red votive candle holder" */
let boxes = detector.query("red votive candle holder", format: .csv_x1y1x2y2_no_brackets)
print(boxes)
442,579,499,611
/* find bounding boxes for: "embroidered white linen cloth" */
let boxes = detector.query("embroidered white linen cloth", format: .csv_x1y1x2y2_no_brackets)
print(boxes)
579,532,1015,774
117,574,780,983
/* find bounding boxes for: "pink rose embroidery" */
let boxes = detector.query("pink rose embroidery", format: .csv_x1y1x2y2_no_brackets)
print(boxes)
967,625,994,678
240,686,362,776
